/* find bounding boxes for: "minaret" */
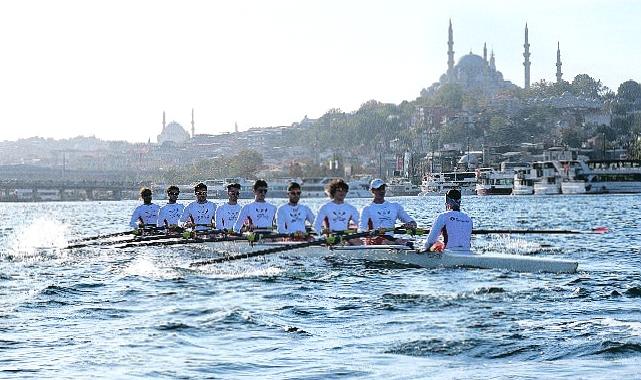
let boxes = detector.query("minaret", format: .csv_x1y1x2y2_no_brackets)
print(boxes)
447,19,455,82
556,42,563,83
162,111,166,130
191,108,195,137
234,122,238,133
523,23,531,89
490,50,496,71
483,42,487,63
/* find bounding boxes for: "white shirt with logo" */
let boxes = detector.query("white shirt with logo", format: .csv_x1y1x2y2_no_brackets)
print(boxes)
129,203,160,228
233,201,277,233
359,201,414,231
423,210,473,250
313,201,360,234
156,203,185,227
180,201,217,230
276,203,315,234
215,203,242,230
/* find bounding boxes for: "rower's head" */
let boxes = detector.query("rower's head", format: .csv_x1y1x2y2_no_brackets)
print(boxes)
166,185,179,203
139,188,152,204
227,183,240,203
369,178,386,202
445,189,462,211
194,183,208,202
326,178,349,202
287,182,302,204
253,179,268,201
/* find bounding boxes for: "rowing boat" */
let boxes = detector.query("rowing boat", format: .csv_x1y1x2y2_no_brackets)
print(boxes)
206,243,578,274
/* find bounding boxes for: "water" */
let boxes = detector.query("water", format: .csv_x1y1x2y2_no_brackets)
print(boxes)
1,195,640,379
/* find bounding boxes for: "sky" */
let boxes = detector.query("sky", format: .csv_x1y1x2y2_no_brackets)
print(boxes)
1,0,640,143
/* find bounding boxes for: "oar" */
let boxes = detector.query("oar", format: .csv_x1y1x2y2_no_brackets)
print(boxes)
470,226,609,235
393,226,608,236
116,234,247,249
67,225,166,244
189,228,396,267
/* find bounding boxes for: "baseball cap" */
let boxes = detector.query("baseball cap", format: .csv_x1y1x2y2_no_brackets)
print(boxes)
369,178,386,190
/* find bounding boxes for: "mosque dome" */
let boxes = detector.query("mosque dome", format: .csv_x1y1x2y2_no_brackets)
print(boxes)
157,121,190,144
455,53,486,70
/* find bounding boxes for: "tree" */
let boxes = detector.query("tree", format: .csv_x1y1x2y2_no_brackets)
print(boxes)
571,74,607,98
617,80,641,103
227,149,263,178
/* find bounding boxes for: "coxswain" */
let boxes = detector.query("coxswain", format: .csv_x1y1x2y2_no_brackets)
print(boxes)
359,178,417,245
313,178,360,244
180,183,217,232
156,185,185,232
276,182,315,239
232,179,277,234
422,189,473,252
129,187,160,230
215,183,242,232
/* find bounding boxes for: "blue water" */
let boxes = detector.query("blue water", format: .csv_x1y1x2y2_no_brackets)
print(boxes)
1,195,640,379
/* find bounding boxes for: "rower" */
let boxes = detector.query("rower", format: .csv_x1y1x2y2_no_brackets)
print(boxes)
157,185,185,232
313,178,360,243
359,178,417,245
215,183,242,232
129,187,160,230
180,183,217,232
422,189,472,252
232,179,277,234
276,182,315,238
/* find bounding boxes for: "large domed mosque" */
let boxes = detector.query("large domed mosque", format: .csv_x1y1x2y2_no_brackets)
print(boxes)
421,21,547,98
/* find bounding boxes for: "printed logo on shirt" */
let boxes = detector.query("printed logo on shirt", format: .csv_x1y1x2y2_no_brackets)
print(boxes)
255,207,270,221
331,210,347,222
288,208,302,223
376,208,393,223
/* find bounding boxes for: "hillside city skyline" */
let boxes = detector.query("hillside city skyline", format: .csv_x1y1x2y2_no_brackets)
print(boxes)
1,1,640,143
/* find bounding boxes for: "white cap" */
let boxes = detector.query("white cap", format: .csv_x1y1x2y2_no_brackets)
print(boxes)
369,178,386,190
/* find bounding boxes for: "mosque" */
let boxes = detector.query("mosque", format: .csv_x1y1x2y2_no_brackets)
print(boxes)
157,110,192,144
421,20,564,97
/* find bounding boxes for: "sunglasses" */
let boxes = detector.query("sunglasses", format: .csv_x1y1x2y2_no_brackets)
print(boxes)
168,191,179,196
255,188,268,194
228,191,240,195
195,191,207,195
289,191,301,195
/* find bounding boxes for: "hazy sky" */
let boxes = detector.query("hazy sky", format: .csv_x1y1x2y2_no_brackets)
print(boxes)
1,0,639,143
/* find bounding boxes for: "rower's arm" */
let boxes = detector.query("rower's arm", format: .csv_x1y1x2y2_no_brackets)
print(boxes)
275,207,287,234
232,206,249,233
129,207,141,228
424,214,445,249
358,207,370,232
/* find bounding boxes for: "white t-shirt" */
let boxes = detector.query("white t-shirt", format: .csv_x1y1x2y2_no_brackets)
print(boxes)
129,203,160,228
233,201,277,233
423,210,473,250
359,201,414,231
156,203,185,227
313,201,360,234
180,201,217,230
215,203,242,230
276,203,315,234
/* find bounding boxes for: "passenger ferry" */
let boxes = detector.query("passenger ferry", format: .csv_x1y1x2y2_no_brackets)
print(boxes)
300,177,370,198
583,159,641,194
386,178,421,196
420,171,479,196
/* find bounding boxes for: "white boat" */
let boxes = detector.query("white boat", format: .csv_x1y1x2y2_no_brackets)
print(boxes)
584,159,641,194
420,171,478,196
512,168,535,195
475,168,513,195
386,178,421,196
531,161,562,195
205,243,578,274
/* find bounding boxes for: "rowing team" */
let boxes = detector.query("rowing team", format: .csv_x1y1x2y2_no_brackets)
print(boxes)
130,178,473,252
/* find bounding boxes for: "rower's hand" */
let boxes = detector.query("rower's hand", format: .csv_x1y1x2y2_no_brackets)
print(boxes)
429,241,445,252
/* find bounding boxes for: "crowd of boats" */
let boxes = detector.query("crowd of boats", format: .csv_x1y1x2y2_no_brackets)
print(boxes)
421,158,641,196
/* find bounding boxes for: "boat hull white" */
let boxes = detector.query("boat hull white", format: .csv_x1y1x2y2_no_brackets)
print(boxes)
205,243,578,274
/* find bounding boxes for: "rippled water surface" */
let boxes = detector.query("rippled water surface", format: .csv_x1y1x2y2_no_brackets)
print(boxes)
1,195,640,379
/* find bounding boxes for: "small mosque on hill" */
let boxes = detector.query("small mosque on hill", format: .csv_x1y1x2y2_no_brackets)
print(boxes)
422,21,564,97
157,111,192,144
